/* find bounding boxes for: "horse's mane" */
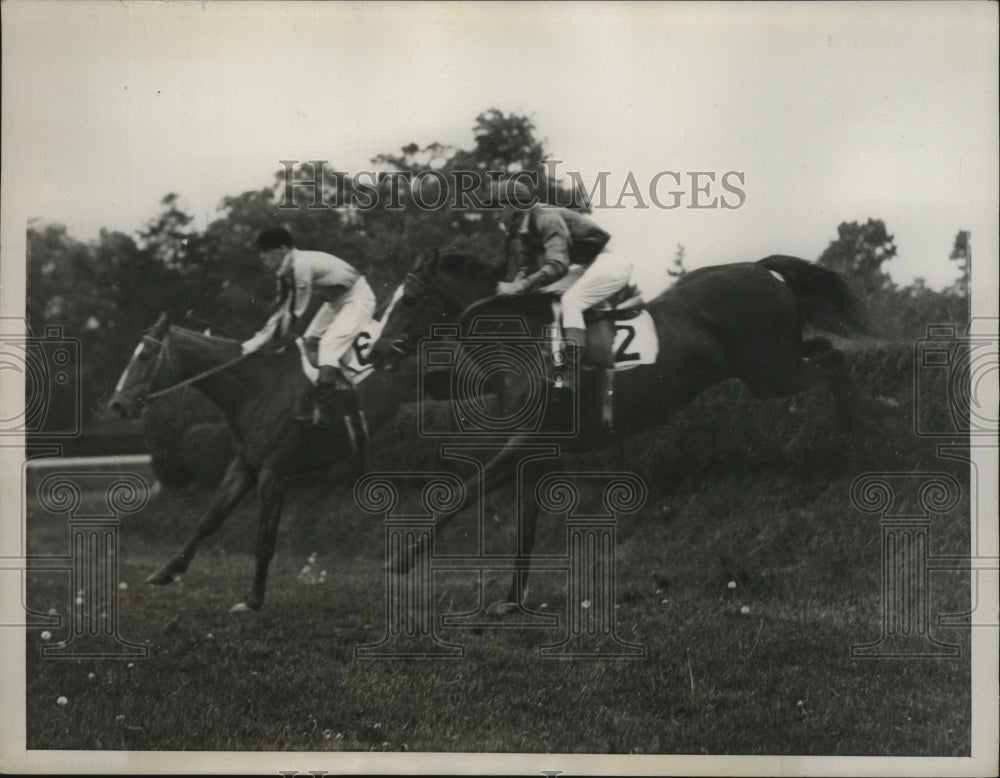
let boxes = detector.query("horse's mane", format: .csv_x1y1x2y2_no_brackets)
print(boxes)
458,290,555,329
167,324,243,361
437,251,505,281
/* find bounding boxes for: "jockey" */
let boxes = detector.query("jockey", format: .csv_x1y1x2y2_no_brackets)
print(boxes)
241,227,375,456
491,178,632,398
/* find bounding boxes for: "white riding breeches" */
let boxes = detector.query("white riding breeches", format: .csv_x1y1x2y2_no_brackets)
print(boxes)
304,277,376,367
560,250,634,330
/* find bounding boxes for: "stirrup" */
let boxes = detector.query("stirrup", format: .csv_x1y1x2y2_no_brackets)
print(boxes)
342,411,369,462
293,393,321,425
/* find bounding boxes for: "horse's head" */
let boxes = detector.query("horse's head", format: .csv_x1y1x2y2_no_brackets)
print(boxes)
108,312,176,419
369,249,501,372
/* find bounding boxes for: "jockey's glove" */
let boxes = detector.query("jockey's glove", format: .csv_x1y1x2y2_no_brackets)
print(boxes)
496,264,561,296
496,279,530,296
259,337,291,354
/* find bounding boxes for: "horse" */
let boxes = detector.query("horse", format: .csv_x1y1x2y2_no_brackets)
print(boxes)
367,250,889,614
108,312,415,612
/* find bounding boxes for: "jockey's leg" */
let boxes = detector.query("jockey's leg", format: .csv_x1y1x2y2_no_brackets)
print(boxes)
311,367,365,462
557,251,633,394
560,251,634,332
556,326,587,394
314,279,376,458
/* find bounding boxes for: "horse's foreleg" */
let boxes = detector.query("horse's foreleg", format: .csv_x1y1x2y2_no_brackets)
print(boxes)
502,456,563,608
387,439,531,574
801,340,868,427
239,465,286,612
146,457,256,585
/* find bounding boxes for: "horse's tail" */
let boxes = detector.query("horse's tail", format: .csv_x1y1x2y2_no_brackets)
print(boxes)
758,255,875,339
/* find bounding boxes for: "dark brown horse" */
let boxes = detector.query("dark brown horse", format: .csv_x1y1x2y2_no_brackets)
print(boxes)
109,313,414,611
368,251,889,613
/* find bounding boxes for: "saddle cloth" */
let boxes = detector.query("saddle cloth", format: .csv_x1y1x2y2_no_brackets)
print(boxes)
546,283,658,372
296,287,407,385
547,301,658,371
296,326,378,386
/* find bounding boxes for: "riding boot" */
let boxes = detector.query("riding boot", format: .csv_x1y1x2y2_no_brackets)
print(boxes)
310,367,347,427
335,384,369,466
552,326,587,401
310,366,369,464
599,368,616,440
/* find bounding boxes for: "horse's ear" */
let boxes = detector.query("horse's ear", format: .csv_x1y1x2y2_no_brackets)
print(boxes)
412,249,438,274
152,311,170,336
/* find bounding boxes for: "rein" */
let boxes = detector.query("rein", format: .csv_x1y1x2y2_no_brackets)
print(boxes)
458,293,508,323
142,334,252,402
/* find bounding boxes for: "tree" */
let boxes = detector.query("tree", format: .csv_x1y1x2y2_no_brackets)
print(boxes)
138,193,195,269
948,229,970,298
668,244,687,279
468,109,546,173
818,219,897,293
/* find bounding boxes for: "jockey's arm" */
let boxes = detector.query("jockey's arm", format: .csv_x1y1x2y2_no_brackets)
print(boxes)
501,261,564,295
285,284,345,339
497,210,571,295
240,307,284,354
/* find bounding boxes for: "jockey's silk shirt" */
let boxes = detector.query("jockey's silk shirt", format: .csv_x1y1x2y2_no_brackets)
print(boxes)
277,248,361,320
506,205,611,281
241,248,364,354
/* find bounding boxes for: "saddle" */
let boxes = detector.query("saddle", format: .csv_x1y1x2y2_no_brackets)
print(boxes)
538,271,655,438
538,265,648,369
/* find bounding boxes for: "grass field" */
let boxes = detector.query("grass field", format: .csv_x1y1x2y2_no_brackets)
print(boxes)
23,343,973,755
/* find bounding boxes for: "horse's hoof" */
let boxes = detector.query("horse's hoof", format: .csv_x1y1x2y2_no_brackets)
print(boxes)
228,602,253,613
485,601,519,617
385,541,422,575
384,555,413,575
867,396,901,416
146,568,177,585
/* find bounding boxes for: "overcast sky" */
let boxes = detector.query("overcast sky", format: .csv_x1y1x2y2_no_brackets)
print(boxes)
2,1,997,298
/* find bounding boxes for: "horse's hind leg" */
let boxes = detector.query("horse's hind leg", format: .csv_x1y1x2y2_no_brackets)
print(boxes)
491,456,564,617
802,338,869,426
146,457,256,585
238,463,287,612
765,337,866,427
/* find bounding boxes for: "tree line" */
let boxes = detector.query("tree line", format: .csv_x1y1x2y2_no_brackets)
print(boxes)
25,108,969,438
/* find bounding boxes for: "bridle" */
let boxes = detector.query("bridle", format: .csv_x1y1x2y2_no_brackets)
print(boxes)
385,271,434,357
402,272,428,299
132,331,250,404
387,265,504,358
133,334,173,404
